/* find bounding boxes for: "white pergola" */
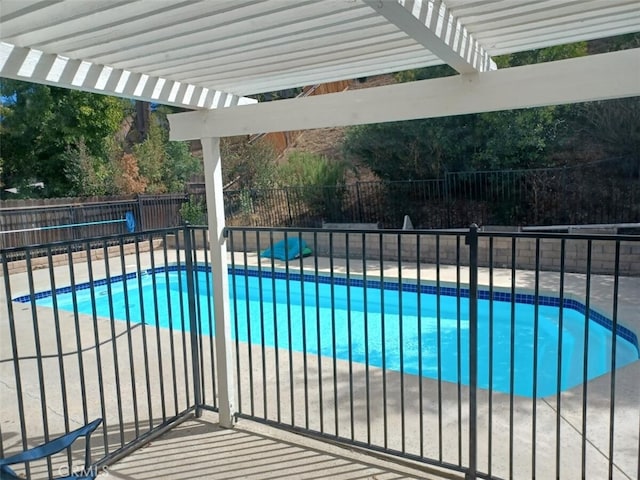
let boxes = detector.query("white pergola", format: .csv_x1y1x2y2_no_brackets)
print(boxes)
2,0,639,429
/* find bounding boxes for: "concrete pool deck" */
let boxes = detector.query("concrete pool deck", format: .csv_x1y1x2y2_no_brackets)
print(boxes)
1,248,639,479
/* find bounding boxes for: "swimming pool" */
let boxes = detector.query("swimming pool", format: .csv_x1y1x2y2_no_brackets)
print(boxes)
27,266,638,398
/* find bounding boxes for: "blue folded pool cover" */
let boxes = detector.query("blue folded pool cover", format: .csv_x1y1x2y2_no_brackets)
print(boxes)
260,238,312,261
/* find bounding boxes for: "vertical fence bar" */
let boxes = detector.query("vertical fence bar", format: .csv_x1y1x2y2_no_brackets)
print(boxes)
192,231,206,408
183,226,202,417
532,238,541,476
200,228,217,410
555,238,566,479
356,182,364,222
436,234,443,462
362,232,371,444
487,236,494,478
330,232,339,435
417,234,424,458
175,235,192,409
284,231,295,425
84,242,109,452
133,237,154,429
118,240,140,437
379,232,388,448
44,246,72,464
228,231,243,417
1,254,30,479
24,249,53,476
256,232,268,419
608,241,620,479
345,232,354,439
509,237,517,480
581,240,593,478
103,241,126,446
148,236,167,422
466,225,479,480
137,195,145,232
456,236,462,465
397,234,405,452
163,234,180,416
298,231,310,430
313,232,324,433
268,231,281,423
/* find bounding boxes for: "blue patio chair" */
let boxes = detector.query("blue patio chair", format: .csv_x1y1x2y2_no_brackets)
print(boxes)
0,418,102,480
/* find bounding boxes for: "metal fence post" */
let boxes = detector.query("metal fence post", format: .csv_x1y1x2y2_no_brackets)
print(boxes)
444,172,452,228
68,205,76,241
183,225,203,417
465,223,479,480
285,189,293,225
356,181,364,222
136,195,144,231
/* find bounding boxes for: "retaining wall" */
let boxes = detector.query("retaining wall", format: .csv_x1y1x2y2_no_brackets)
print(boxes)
228,231,640,276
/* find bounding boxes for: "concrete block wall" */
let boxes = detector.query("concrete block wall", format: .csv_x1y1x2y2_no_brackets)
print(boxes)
227,230,640,276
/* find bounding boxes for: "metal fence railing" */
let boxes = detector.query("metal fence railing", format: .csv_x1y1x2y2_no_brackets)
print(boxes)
2,227,639,478
0,227,215,479
224,226,639,479
219,156,640,229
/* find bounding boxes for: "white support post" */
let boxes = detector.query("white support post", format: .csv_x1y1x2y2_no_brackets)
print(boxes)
201,136,236,428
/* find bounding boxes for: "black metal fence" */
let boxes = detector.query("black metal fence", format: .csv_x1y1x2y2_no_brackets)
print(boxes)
225,226,640,479
3,225,638,479
0,227,216,479
2,157,637,257
222,156,640,228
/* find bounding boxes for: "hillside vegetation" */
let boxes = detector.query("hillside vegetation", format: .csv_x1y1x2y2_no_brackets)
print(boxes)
1,34,638,202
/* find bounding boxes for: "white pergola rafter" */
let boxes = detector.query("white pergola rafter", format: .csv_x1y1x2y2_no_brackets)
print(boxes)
363,0,496,74
168,48,640,140
0,42,256,109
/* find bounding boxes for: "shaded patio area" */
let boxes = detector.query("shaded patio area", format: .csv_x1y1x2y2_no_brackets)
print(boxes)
105,411,450,480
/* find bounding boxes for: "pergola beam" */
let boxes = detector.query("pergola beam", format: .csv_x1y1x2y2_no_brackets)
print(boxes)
363,0,496,74
0,42,256,109
168,48,640,140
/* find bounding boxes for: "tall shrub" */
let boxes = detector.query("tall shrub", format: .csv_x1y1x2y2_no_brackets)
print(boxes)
278,152,348,220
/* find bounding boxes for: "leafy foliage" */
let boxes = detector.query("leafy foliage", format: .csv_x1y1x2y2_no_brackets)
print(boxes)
112,153,148,194
63,140,113,196
344,43,588,181
567,97,640,162
133,121,168,193
0,80,201,198
132,113,202,194
0,80,127,196
278,152,349,219
179,196,207,225
220,136,277,190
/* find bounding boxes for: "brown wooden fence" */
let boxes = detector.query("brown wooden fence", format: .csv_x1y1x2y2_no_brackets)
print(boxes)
0,194,187,251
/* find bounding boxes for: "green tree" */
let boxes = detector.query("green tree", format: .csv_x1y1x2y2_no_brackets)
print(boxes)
63,140,114,196
344,43,587,180
0,80,126,197
133,114,202,193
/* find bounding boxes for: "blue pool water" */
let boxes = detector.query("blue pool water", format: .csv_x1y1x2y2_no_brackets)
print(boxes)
31,267,638,398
